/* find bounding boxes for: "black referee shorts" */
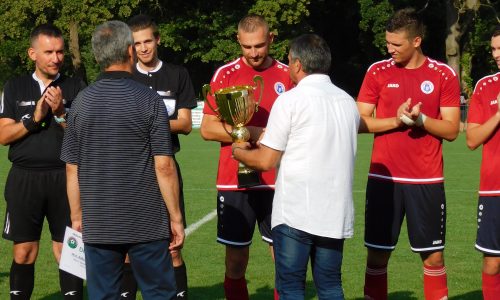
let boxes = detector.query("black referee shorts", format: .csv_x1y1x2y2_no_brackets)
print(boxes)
2,166,71,243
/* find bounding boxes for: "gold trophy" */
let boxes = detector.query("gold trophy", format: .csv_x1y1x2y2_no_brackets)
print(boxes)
202,75,264,188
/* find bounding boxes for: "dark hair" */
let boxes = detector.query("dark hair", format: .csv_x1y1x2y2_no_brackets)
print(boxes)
92,21,134,70
127,14,160,39
289,34,331,74
492,24,500,38
30,24,63,46
386,8,425,40
238,14,269,34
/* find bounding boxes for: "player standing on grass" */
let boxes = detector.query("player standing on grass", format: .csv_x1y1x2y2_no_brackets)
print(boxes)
119,14,196,300
357,8,460,300
0,24,85,300
465,25,500,300
200,14,293,300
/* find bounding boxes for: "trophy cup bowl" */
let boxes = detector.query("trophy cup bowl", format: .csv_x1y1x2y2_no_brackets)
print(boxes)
202,75,264,188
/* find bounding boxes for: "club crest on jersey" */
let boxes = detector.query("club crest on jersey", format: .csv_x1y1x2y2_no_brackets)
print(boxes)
420,80,434,94
274,82,285,95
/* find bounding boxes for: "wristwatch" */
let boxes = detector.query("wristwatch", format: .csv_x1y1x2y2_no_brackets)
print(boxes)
54,113,67,124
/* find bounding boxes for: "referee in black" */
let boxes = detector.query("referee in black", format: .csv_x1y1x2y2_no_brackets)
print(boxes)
0,24,85,299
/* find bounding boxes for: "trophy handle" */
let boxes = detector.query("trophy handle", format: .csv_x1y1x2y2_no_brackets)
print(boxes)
202,84,219,115
253,75,264,112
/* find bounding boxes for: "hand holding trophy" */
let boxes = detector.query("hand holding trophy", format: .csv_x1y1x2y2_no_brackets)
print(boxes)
202,75,264,188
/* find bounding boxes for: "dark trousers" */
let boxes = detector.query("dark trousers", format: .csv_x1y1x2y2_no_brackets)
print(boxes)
85,239,176,300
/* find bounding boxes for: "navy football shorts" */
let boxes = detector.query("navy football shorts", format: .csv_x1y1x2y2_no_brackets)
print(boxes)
475,196,500,256
364,178,446,252
216,190,273,247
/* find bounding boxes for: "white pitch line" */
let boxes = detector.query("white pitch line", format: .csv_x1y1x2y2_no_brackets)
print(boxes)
185,209,217,237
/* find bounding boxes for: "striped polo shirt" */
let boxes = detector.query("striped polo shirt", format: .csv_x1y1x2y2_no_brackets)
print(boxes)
61,71,174,244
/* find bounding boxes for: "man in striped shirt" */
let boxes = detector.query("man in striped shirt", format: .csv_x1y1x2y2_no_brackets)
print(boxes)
61,20,184,299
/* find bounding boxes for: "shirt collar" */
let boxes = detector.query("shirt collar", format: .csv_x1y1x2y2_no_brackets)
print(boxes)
96,71,133,81
297,73,331,86
32,72,60,94
135,60,163,75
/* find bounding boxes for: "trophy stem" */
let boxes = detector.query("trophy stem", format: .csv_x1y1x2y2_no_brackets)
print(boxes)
231,126,261,188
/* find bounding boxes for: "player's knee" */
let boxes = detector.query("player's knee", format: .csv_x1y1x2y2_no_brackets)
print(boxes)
13,246,38,264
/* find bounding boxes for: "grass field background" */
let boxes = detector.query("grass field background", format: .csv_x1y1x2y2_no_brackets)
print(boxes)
0,130,484,299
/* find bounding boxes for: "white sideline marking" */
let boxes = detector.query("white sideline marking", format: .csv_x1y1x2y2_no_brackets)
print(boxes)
185,209,217,237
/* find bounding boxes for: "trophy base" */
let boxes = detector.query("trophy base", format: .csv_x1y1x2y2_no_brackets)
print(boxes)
237,171,261,188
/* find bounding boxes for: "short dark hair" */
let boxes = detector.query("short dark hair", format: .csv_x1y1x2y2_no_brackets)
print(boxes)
386,8,425,40
127,14,160,39
289,34,331,74
30,24,63,46
492,24,500,38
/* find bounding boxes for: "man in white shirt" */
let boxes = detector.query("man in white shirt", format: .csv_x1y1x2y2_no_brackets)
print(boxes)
232,33,359,299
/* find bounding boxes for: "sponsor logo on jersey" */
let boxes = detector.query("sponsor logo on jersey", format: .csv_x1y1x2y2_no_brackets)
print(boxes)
274,82,285,95
490,99,498,105
387,83,399,88
420,80,434,94
432,240,442,245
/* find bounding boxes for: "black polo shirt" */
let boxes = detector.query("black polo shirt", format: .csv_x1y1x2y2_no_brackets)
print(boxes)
133,61,196,153
61,71,174,244
0,73,86,169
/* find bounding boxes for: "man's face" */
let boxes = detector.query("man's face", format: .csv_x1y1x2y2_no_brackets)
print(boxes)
28,35,64,79
491,35,500,70
238,27,273,69
132,27,160,67
385,30,420,65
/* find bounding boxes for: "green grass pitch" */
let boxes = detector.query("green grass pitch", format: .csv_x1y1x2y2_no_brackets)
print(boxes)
0,130,484,299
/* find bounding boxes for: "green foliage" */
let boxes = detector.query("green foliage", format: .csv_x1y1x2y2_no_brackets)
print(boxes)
358,0,393,54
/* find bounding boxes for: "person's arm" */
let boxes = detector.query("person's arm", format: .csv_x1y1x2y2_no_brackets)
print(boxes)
232,142,282,171
357,101,404,133
466,94,500,150
169,108,192,135
66,163,82,232
0,94,49,145
154,155,184,251
416,106,460,141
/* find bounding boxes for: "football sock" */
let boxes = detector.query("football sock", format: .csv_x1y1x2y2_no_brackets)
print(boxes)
59,269,83,299
482,272,500,300
274,287,279,300
120,263,137,299
10,261,34,300
174,263,188,299
224,275,249,300
423,265,448,300
364,263,388,300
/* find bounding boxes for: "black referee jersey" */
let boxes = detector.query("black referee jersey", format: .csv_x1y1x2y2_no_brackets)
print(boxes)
133,61,196,152
0,74,86,169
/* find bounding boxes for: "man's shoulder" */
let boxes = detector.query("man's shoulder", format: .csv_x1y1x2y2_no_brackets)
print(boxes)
364,59,396,75
4,74,34,87
473,72,500,94
424,57,457,78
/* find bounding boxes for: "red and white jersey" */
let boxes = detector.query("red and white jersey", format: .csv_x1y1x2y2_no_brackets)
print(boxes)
358,57,460,184
468,72,500,196
204,57,294,190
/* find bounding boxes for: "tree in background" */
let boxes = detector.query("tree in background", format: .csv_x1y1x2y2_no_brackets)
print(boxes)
358,0,500,96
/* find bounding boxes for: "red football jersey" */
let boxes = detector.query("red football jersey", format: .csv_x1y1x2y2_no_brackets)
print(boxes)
358,57,460,183
204,57,293,190
468,72,500,196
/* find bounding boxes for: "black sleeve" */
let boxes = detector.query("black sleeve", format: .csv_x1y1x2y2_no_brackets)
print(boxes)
177,66,197,110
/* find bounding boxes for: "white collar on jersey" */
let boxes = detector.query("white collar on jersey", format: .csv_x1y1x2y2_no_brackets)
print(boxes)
32,72,60,94
136,59,163,75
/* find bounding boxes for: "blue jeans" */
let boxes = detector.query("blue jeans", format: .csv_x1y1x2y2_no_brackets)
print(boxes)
272,224,345,300
85,239,176,300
